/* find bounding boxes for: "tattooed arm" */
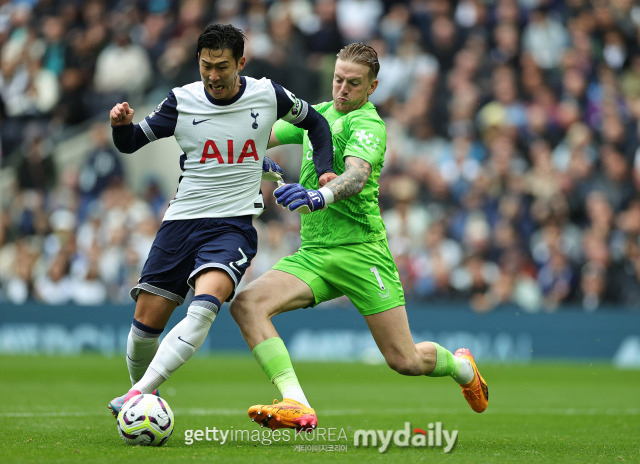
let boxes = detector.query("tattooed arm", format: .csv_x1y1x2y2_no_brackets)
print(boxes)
273,156,371,213
323,156,371,202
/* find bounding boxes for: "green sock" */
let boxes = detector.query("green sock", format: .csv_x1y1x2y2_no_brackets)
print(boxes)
428,342,455,377
428,343,473,384
252,337,309,406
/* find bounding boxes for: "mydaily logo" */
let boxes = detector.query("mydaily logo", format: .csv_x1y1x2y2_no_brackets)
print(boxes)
353,422,458,453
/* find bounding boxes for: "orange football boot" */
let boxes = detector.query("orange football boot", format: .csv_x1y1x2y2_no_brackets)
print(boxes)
454,348,489,413
248,398,317,431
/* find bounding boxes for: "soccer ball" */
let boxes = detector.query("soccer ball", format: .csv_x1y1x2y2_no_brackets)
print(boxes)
116,393,175,446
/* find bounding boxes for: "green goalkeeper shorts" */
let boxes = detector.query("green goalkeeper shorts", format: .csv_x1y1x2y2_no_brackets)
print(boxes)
272,239,405,316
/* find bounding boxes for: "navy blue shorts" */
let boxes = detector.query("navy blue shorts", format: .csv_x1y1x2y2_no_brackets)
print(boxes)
130,216,257,305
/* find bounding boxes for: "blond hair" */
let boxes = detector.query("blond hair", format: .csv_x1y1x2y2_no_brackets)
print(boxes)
336,43,380,82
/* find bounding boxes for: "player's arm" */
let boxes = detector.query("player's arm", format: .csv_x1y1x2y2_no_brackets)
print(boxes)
274,156,369,213
318,117,382,201
275,115,382,213
322,156,370,201
110,92,178,154
272,82,334,177
290,107,334,177
267,120,333,184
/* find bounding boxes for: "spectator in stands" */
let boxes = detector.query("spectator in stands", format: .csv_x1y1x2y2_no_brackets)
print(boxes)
71,251,107,306
522,4,569,71
537,247,575,312
335,0,383,43
411,220,464,301
577,261,608,312
301,0,344,72
15,128,56,191
92,23,153,109
489,20,521,67
1,1,640,313
78,122,125,215
33,251,73,305
1,237,38,304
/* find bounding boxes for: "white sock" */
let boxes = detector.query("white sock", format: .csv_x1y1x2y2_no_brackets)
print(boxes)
126,328,160,385
452,358,474,385
281,386,310,408
132,367,165,394
133,296,219,393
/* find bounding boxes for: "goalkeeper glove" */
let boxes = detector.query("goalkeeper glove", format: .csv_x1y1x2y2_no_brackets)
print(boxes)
274,183,334,214
262,156,284,182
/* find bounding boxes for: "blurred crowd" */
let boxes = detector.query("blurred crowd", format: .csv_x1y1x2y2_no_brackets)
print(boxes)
2,0,640,313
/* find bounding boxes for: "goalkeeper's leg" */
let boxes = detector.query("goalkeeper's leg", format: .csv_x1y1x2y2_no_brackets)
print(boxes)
365,305,488,413
230,270,317,430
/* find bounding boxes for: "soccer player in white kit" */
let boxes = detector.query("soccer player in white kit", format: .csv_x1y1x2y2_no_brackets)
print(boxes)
107,24,334,416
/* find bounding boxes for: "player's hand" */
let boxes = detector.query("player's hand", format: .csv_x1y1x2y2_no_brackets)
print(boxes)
262,156,284,182
274,183,327,214
319,172,337,187
110,102,135,126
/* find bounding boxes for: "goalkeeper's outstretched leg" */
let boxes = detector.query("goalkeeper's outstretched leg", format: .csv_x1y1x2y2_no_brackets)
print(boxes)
364,306,488,413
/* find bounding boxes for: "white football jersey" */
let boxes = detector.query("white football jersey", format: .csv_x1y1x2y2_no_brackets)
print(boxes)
136,77,308,220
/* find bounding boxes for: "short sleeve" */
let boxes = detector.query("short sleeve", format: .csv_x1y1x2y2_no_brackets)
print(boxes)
272,119,304,145
343,114,386,167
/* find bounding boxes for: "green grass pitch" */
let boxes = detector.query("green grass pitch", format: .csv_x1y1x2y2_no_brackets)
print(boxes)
1,353,638,463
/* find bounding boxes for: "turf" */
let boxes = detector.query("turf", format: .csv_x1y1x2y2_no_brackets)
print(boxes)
1,354,638,463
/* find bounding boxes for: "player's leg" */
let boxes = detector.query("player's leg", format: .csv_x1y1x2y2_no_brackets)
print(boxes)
364,306,466,377
109,292,178,416
132,217,257,396
126,291,178,386
333,240,488,412
111,217,257,416
109,219,193,417
131,269,232,395
231,269,316,348
231,268,315,404
230,268,319,430
121,220,193,391
364,307,488,412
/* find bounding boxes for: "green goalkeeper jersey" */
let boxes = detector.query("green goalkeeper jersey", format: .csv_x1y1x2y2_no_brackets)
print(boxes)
273,100,387,247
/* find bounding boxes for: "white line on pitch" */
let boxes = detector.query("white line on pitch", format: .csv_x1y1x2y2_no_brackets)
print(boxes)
2,407,639,418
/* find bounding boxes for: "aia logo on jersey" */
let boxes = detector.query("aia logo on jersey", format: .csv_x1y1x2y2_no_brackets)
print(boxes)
200,139,258,164
250,110,259,129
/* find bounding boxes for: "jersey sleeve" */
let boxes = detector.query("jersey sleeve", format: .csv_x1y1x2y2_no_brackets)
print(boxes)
140,91,178,141
272,81,309,125
271,82,335,176
272,119,304,145
112,91,178,153
343,113,387,167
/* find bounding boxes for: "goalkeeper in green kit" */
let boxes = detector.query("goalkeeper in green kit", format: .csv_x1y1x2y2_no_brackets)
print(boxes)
229,43,488,431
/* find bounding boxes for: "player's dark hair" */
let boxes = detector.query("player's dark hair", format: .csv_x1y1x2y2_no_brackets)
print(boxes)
336,43,380,81
197,24,246,62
